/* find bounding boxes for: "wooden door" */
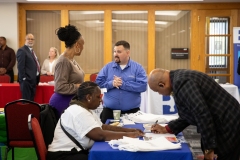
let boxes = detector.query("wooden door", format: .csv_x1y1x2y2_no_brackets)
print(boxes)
198,10,237,83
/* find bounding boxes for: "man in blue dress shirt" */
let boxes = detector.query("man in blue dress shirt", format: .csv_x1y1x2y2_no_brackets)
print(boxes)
96,40,147,123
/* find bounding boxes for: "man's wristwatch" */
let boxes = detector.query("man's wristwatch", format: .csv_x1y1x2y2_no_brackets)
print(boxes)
204,149,213,154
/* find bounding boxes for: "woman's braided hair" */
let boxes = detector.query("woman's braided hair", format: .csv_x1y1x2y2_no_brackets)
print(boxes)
72,81,99,101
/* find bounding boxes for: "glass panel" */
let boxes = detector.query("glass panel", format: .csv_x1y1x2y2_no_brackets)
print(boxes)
207,36,229,54
155,11,190,70
69,11,104,74
26,11,61,67
209,56,228,66
206,17,230,35
205,17,230,83
112,11,147,72
205,56,229,69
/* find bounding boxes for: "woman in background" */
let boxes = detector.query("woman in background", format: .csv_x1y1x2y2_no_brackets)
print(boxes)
41,47,59,75
49,24,85,119
47,81,143,160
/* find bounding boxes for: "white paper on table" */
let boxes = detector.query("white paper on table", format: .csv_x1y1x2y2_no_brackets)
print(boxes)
122,118,135,125
143,123,167,132
38,82,50,86
101,88,107,93
145,133,176,139
48,81,55,86
108,136,181,152
160,115,179,122
127,111,178,124
144,133,178,142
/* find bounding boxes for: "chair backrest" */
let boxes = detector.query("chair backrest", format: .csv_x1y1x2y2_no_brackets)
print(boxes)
90,72,98,82
4,99,41,143
28,114,47,160
39,75,54,83
0,74,10,83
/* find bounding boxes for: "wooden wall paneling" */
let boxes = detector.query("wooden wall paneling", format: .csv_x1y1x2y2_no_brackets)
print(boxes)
197,9,237,83
238,10,240,26
18,6,26,48
230,10,238,83
16,6,27,81
190,9,201,71
104,10,112,65
148,9,155,74
61,10,69,53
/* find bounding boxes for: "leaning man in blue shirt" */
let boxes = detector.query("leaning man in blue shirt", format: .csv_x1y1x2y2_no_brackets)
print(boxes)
96,40,147,123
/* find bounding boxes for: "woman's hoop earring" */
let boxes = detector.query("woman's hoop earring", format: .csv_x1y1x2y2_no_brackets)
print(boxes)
75,47,81,54
55,28,59,35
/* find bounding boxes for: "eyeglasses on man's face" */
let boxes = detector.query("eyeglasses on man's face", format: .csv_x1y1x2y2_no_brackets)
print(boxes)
26,38,35,41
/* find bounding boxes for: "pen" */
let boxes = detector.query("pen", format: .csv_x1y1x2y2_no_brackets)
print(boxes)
154,120,158,127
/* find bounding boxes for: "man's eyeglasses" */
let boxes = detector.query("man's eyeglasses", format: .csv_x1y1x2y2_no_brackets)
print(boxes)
26,38,35,41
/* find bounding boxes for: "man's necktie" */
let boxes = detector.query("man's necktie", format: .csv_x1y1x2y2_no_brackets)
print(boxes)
31,50,40,73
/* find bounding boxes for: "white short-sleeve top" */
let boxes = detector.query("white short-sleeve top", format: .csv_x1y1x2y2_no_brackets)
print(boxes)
48,104,102,152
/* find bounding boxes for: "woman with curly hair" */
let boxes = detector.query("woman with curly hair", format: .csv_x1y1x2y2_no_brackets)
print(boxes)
49,24,85,119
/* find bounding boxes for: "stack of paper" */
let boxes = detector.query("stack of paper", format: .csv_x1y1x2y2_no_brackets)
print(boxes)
125,111,178,124
143,123,167,132
144,133,178,143
108,136,181,152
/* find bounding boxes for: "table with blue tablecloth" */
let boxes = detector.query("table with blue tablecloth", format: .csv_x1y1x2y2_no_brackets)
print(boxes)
89,121,193,160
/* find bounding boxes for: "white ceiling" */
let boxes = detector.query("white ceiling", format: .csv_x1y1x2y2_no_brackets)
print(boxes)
1,0,240,3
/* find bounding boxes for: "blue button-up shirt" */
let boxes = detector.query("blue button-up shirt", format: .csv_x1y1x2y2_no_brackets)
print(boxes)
96,59,147,111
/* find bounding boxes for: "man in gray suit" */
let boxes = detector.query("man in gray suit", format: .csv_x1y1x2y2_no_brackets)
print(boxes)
17,33,40,101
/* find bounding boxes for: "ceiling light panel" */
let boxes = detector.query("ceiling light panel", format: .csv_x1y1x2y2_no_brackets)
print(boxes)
28,0,203,2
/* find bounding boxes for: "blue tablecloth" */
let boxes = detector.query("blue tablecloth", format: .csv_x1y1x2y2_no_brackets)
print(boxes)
89,121,193,160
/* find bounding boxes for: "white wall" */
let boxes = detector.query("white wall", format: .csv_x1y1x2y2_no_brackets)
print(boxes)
0,3,18,76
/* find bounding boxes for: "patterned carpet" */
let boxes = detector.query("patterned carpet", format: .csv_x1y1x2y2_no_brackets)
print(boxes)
182,125,203,160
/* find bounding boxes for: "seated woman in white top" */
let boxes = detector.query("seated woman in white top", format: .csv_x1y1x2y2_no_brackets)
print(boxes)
47,81,144,160
41,47,59,75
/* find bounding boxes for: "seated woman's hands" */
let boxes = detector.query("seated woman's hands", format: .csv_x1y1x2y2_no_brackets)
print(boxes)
88,126,144,141
126,130,144,138
46,71,54,76
125,128,144,135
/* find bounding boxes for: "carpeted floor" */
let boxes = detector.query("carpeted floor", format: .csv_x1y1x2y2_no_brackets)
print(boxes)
182,125,203,160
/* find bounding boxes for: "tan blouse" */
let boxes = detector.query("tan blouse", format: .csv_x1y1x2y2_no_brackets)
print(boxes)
54,54,84,95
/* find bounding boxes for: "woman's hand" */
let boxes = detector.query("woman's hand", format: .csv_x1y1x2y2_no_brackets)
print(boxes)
46,72,53,76
126,128,144,135
151,124,168,134
126,131,144,138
